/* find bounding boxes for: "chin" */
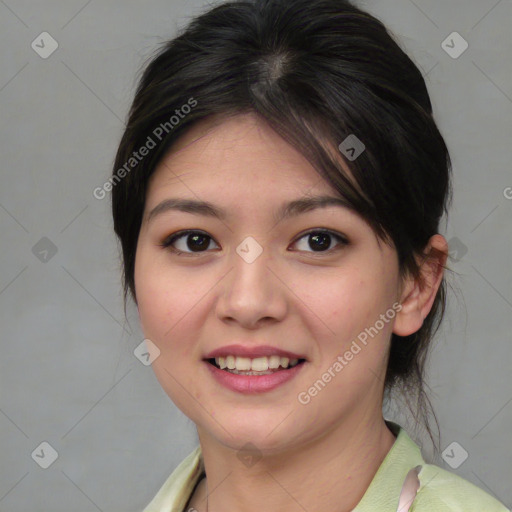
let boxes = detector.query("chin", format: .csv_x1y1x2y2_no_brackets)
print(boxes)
197,409,305,454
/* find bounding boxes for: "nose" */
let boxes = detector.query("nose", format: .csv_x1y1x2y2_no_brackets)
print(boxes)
215,239,287,329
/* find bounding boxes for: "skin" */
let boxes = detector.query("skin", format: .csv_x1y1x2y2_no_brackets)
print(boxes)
134,112,447,512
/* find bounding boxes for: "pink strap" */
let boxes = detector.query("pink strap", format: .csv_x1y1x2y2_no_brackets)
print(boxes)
397,465,422,512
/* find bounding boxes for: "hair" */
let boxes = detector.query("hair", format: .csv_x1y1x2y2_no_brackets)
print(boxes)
111,0,452,453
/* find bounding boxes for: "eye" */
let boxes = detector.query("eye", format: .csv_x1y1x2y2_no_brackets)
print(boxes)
160,230,219,255
291,229,348,253
160,228,348,256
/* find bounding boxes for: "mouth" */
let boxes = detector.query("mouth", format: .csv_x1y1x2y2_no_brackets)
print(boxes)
203,345,308,392
206,356,306,376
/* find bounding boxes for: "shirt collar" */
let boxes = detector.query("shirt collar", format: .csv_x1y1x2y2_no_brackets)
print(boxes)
352,420,425,511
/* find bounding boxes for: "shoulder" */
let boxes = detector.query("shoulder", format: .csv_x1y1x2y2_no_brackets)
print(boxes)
382,422,509,512
412,462,510,512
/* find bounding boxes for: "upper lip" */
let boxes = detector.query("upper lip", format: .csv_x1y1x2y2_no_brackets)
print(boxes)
204,344,306,360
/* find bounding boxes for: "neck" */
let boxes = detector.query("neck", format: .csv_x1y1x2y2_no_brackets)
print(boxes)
196,415,396,512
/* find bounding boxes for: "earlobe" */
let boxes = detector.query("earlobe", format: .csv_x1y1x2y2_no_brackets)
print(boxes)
392,234,448,337
393,275,424,336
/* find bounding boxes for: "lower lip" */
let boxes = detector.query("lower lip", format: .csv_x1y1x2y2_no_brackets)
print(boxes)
204,361,305,393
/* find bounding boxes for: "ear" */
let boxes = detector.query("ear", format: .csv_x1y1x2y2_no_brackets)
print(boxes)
393,234,448,337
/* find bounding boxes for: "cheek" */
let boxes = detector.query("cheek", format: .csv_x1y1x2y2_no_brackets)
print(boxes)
134,251,195,347
134,252,221,373
304,270,379,338
305,261,399,360
134,253,207,406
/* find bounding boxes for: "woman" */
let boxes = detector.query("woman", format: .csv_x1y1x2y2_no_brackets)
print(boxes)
111,0,510,510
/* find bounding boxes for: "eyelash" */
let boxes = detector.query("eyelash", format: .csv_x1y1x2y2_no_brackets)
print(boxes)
159,229,349,256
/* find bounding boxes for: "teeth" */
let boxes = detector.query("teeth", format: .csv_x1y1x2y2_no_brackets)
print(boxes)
214,355,301,372
251,357,268,372
236,357,251,371
268,355,280,369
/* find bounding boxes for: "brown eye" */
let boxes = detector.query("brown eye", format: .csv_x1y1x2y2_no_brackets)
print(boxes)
292,230,348,253
161,230,219,254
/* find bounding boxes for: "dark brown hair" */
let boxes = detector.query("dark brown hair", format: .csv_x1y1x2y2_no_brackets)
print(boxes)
111,0,452,452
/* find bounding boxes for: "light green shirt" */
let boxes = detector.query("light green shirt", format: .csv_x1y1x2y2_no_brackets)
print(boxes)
142,422,509,512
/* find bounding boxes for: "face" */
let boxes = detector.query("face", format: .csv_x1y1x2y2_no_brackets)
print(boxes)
134,113,404,454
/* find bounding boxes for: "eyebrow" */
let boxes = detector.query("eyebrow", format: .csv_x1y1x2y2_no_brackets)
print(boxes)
146,195,352,224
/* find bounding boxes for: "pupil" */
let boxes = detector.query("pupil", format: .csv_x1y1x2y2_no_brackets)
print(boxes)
188,234,209,251
310,233,330,251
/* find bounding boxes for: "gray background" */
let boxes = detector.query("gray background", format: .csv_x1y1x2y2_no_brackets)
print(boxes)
0,0,511,511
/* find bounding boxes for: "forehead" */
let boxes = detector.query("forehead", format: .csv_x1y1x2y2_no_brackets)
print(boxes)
146,113,340,199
